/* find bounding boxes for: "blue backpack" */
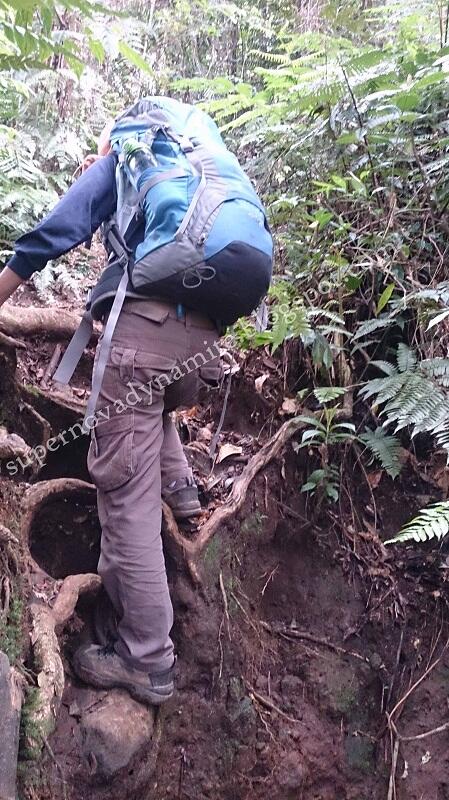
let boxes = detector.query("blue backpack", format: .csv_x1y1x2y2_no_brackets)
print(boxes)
54,97,273,424
104,96,273,316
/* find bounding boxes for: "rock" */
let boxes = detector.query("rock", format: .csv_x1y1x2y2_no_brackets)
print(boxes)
80,689,155,780
369,652,383,670
277,751,308,792
0,652,23,800
0,428,30,460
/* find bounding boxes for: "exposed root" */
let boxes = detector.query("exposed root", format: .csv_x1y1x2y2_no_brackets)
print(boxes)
21,383,87,416
162,417,306,585
20,402,52,450
29,573,100,748
0,304,99,341
21,478,95,550
193,416,305,556
52,573,101,630
0,330,26,350
0,427,31,461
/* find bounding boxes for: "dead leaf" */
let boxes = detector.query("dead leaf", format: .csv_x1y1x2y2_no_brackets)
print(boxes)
217,443,243,463
279,397,300,415
255,374,269,394
367,471,382,489
197,427,213,444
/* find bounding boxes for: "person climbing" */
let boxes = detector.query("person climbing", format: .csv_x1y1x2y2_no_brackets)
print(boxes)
0,96,273,705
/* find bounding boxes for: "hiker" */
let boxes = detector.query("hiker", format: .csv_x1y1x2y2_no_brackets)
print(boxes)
0,97,273,705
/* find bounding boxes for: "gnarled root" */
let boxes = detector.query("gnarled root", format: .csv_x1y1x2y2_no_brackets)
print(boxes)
29,573,101,747
163,416,306,585
20,479,96,577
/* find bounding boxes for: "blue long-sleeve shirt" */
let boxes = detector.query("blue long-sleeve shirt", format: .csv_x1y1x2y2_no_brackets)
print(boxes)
6,154,120,279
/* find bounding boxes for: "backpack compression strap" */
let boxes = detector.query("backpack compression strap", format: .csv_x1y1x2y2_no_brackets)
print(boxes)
82,267,129,431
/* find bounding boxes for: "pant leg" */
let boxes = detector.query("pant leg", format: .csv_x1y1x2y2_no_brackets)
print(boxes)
87,299,221,672
160,413,192,490
87,306,189,672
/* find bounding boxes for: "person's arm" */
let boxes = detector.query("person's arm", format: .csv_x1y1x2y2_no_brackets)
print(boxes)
0,267,24,308
5,153,118,288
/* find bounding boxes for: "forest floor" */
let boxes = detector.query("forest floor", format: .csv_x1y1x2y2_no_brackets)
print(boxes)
2,278,449,800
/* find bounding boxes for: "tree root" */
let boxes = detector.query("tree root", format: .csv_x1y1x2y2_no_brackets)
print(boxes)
29,573,101,746
0,304,99,340
163,416,306,585
20,479,96,579
15,416,303,748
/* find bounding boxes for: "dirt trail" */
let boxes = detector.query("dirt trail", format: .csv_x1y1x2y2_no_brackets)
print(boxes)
1,318,449,800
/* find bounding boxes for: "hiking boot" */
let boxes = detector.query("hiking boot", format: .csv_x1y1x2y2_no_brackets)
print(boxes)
72,644,174,706
162,476,201,520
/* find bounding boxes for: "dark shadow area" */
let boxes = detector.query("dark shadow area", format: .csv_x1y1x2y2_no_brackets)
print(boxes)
29,490,101,578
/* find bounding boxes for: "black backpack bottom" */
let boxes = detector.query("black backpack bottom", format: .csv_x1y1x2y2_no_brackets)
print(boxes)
143,241,272,326
90,241,272,326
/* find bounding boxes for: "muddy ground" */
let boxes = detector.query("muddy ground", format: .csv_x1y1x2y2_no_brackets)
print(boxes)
2,316,449,800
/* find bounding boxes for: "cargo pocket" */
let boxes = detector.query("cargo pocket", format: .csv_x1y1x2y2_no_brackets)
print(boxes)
199,363,224,389
87,413,136,492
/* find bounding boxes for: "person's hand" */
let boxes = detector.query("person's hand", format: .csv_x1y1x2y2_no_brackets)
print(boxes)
81,153,103,173
0,267,24,309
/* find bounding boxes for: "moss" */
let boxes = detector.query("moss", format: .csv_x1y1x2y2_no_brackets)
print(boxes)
0,586,24,664
335,684,358,716
344,736,374,774
241,511,267,537
19,686,52,762
203,536,222,571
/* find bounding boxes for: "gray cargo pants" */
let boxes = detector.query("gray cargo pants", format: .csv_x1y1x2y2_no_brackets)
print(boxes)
87,298,221,672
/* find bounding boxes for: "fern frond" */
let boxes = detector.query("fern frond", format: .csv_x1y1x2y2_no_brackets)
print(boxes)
420,358,449,387
385,502,449,544
359,372,406,404
352,317,395,340
359,427,402,479
397,343,417,373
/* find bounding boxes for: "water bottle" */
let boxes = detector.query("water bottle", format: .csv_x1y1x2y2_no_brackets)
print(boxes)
122,138,157,192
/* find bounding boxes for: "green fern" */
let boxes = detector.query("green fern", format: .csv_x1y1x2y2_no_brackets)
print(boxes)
359,427,402,479
360,346,449,458
385,502,449,544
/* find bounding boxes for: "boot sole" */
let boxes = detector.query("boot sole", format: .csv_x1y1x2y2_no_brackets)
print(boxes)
73,659,173,706
172,504,202,520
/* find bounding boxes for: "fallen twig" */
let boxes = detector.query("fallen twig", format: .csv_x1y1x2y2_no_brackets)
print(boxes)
261,621,369,664
245,681,304,726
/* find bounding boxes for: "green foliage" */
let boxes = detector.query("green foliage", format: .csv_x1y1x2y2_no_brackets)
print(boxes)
385,502,449,544
360,345,449,456
0,586,24,664
359,427,402,479
301,465,341,503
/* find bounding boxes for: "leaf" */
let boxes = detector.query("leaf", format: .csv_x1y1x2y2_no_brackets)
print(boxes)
396,343,417,373
427,308,449,331
352,317,394,341
255,374,269,393
359,427,402,479
385,502,449,545
376,283,395,315
280,397,300,415
217,444,243,464
118,40,153,73
313,386,346,404
370,360,397,376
